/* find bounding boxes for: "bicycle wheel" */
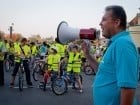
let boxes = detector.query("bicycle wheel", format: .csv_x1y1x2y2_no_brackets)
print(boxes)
43,74,48,91
19,77,23,91
4,60,11,72
84,66,95,75
32,64,40,81
18,70,24,91
51,78,67,95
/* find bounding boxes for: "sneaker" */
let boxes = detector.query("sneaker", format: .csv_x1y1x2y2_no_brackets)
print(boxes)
79,89,83,93
27,82,33,88
39,82,44,88
10,83,14,88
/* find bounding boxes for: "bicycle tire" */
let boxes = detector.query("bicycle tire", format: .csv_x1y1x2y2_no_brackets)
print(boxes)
43,75,47,91
4,60,11,72
84,66,95,75
32,65,40,81
51,77,68,95
18,69,24,92
19,77,23,91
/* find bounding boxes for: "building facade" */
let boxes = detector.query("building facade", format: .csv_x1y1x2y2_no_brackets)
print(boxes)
128,13,140,47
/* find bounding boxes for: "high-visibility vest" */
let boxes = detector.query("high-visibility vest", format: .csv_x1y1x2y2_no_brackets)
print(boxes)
31,45,37,56
5,43,10,52
9,46,15,54
21,45,31,58
47,54,53,70
67,52,74,72
51,54,61,71
14,42,20,47
55,43,65,57
0,41,4,61
61,45,65,57
14,44,21,62
72,53,81,73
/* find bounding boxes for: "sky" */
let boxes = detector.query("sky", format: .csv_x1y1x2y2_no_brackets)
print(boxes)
0,0,140,38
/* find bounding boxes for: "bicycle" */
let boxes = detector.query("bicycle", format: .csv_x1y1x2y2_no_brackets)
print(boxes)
51,70,82,95
4,53,15,72
32,57,46,81
83,60,96,75
42,70,58,91
18,57,26,91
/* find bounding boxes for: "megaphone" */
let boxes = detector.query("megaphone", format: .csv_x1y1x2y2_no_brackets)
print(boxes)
57,21,100,44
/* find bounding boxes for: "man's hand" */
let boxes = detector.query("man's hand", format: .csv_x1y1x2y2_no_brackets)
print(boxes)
81,41,90,57
81,40,99,71
120,88,135,105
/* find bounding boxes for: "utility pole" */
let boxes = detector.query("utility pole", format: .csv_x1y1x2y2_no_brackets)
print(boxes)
9,23,14,39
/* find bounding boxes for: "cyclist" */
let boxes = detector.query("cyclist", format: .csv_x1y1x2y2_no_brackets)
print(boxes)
55,38,65,60
67,45,83,93
39,41,47,59
8,41,15,66
30,42,38,67
3,40,10,60
42,47,61,85
30,42,38,56
0,36,6,86
10,38,33,87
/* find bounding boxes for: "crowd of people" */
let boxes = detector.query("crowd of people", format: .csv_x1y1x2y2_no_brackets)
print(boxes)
1,5,139,105
0,35,106,93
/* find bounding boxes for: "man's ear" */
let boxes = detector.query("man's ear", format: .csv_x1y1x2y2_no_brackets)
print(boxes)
114,19,121,28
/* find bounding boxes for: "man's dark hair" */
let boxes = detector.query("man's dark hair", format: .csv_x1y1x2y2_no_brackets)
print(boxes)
105,5,127,30
21,38,27,42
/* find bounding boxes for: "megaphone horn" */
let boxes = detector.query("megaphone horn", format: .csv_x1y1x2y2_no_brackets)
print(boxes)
57,21,100,44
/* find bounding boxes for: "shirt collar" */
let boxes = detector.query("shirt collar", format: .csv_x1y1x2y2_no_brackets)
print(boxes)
110,30,129,42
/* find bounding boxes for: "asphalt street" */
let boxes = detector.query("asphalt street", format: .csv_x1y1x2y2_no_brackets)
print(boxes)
0,71,93,105
1,71,140,105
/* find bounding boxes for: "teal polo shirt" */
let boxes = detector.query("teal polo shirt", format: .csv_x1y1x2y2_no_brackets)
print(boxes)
93,31,139,105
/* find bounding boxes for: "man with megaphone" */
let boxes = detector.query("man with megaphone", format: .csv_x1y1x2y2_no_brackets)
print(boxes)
57,5,139,105
82,6,138,105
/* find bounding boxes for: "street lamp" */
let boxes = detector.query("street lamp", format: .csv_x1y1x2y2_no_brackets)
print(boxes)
9,23,14,39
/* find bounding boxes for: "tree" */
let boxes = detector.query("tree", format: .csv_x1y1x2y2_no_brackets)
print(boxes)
4,33,23,41
0,31,5,39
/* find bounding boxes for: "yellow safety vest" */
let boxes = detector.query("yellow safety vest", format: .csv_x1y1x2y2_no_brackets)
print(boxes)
72,53,81,73
5,43,10,52
21,45,31,58
0,41,4,61
14,44,21,62
9,47,15,54
31,45,37,56
51,54,61,71
67,52,74,72
47,54,53,71
55,43,65,58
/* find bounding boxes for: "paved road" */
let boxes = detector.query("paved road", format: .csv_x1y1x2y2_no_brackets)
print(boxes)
1,71,140,105
0,71,94,105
